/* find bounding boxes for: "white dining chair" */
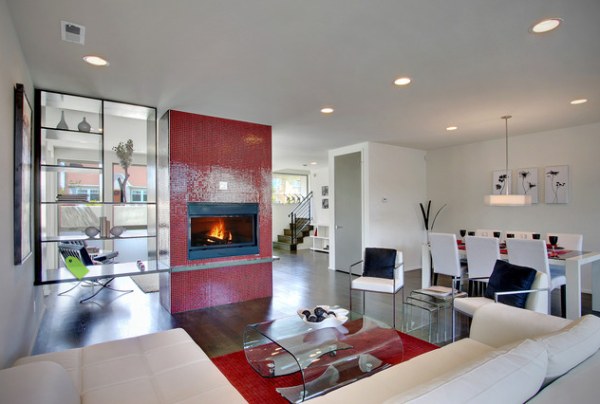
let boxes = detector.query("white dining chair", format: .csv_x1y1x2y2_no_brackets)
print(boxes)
429,233,467,340
507,238,563,316
465,236,500,296
475,229,501,238
454,264,549,317
545,233,583,316
505,231,534,240
546,233,583,251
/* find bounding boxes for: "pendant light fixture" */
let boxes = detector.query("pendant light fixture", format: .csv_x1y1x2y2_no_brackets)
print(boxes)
484,116,532,206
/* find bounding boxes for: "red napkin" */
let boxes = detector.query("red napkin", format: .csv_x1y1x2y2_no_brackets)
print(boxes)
549,249,571,258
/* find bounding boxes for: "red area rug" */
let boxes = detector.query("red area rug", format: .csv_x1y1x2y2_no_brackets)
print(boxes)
211,331,438,403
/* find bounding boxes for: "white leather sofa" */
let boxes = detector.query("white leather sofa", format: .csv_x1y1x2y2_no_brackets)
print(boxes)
0,328,245,404
312,303,600,403
2,304,599,404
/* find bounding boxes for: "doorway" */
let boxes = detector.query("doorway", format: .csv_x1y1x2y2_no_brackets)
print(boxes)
333,151,362,273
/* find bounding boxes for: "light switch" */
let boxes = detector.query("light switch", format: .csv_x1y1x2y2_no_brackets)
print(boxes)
219,181,228,190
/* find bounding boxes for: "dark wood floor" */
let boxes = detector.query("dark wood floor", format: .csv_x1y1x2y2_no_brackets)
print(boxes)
32,249,596,358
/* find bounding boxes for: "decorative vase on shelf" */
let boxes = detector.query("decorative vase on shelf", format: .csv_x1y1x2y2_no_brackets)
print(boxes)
77,117,91,132
56,111,69,130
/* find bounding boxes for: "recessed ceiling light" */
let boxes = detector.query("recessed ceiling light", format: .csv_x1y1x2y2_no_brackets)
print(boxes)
570,98,588,105
394,77,411,86
320,107,334,114
310,161,318,165
446,126,458,131
83,55,109,66
530,18,562,34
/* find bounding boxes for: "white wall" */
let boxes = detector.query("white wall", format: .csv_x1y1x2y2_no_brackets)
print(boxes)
0,0,44,368
328,142,427,271
310,166,330,227
426,122,600,291
365,143,427,271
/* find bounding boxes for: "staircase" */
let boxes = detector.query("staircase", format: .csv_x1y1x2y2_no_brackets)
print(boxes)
273,192,314,251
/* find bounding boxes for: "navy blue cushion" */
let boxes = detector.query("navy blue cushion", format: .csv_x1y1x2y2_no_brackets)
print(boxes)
484,260,537,308
363,248,397,279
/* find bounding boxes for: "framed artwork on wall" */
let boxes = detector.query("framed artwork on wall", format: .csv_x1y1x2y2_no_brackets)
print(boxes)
322,185,329,197
545,165,569,204
322,198,329,209
14,83,33,264
516,167,539,204
492,170,512,195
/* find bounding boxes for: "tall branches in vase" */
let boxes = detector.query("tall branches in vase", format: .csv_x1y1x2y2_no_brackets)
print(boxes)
419,200,446,241
113,139,134,202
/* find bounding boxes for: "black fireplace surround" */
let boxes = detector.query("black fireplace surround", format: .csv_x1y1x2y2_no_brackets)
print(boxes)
188,202,259,260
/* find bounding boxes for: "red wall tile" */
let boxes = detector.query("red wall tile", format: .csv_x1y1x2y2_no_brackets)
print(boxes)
168,110,272,312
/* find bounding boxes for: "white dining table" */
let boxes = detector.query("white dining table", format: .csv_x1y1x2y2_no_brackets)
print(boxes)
421,243,600,320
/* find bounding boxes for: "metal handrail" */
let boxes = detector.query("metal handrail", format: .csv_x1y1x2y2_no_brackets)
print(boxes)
288,192,314,244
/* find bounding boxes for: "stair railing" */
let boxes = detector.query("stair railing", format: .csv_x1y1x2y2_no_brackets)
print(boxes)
288,191,314,244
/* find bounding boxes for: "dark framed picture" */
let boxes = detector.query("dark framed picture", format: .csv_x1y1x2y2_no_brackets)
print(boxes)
322,198,329,209
322,185,328,196
14,83,33,264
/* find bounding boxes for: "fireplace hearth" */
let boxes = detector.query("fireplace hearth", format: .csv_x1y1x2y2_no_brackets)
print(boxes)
188,202,259,260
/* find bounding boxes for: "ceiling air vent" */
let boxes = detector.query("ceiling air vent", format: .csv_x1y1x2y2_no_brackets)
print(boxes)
61,21,85,45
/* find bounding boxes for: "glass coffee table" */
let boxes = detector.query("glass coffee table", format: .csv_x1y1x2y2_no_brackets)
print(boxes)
243,309,402,402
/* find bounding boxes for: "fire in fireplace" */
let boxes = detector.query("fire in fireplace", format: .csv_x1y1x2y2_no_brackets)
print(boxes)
188,202,259,259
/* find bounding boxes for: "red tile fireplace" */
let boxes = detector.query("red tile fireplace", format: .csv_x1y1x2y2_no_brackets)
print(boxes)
162,110,272,313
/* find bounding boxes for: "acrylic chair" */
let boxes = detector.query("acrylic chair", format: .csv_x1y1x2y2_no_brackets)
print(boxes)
349,248,403,328
465,236,500,296
507,238,565,316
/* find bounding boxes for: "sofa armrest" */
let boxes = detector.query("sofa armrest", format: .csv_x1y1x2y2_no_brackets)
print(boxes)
0,361,80,404
469,303,571,348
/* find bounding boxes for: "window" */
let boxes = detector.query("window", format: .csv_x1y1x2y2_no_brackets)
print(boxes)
272,173,308,204
130,188,148,202
112,163,148,203
57,159,101,201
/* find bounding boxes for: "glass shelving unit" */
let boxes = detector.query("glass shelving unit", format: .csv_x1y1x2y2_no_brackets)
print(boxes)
34,89,167,284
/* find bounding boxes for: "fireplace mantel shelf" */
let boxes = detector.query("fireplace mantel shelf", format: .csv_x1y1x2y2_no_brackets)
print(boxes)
171,256,280,273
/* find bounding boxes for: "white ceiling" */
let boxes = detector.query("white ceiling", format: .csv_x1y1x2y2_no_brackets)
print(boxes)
7,0,600,171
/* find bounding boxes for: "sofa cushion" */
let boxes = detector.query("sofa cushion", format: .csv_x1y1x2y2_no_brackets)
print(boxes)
484,260,537,308
528,350,600,403
310,338,495,403
363,248,397,279
13,328,246,404
0,361,80,404
384,339,548,404
469,303,570,348
533,314,600,384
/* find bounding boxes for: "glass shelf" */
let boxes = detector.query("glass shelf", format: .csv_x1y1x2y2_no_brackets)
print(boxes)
41,164,102,172
40,205,156,240
42,260,170,284
42,230,155,243
41,126,103,135
41,127,103,165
